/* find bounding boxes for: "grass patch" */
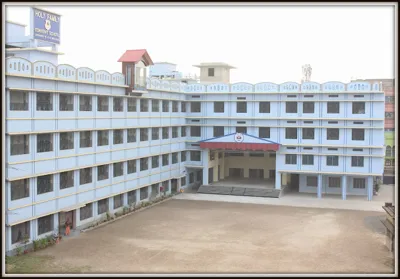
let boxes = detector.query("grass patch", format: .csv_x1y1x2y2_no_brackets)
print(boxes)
6,254,90,274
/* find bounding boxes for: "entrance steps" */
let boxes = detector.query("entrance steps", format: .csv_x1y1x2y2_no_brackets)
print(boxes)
197,185,280,198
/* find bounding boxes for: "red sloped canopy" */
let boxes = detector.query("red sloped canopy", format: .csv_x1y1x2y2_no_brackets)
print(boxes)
117,49,154,66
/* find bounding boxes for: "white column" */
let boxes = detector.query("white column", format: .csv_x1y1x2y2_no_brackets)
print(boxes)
317,174,322,198
341,175,347,200
202,149,209,185
135,189,140,204
367,176,373,201
275,170,281,190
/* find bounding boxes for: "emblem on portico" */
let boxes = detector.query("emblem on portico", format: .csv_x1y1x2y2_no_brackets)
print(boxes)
45,19,51,31
234,133,244,143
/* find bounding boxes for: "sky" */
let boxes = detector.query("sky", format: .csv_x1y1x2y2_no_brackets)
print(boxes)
5,4,396,84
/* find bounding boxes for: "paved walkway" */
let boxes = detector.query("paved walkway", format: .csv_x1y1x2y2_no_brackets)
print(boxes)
174,193,387,212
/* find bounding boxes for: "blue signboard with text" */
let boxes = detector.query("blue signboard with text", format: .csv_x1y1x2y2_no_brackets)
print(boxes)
33,8,60,44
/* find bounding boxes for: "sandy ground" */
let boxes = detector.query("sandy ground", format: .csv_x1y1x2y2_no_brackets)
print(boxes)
33,199,393,274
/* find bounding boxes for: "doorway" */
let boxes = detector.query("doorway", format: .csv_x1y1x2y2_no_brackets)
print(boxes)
249,169,264,179
229,168,244,178
269,169,276,179
208,167,214,184
218,165,221,180
290,174,300,192
58,210,76,235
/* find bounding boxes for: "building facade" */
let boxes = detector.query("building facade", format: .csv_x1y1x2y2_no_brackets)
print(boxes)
4,19,386,253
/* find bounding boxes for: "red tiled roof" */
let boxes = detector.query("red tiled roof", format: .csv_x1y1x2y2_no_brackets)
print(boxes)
117,49,154,65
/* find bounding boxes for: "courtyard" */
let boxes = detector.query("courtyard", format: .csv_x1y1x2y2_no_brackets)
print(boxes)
7,199,393,274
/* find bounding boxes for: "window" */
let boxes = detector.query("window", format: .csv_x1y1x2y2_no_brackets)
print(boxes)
97,130,109,146
38,215,53,235
352,129,365,141
140,158,148,171
11,221,30,244
150,100,159,112
162,127,169,139
113,194,123,209
80,168,92,185
306,176,317,187
60,171,74,189
128,190,136,205
259,127,270,138
181,126,187,137
385,159,392,166
191,126,201,137
97,165,109,181
285,128,297,139
250,153,264,157
140,128,148,141
140,99,148,112
152,128,159,140
329,177,341,188
181,177,186,187
127,129,136,143
229,153,244,157
152,156,159,168
113,130,124,145
329,95,339,98
140,187,148,200
327,102,340,113
37,174,53,195
11,179,29,200
127,98,137,112
304,121,313,124
287,95,296,98
10,135,29,155
236,127,247,134
353,178,365,189
172,152,178,164
351,156,364,167
60,132,74,150
162,100,169,112
286,102,297,113
112,162,123,177
237,102,247,113
98,96,109,111
304,95,314,98
80,131,92,148
352,102,365,114
214,126,224,137
285,154,297,165
79,95,92,111
354,94,364,98
172,127,178,138
172,101,179,112
328,121,338,124
181,151,187,162
162,154,169,166
191,102,201,112
128,160,136,174
98,198,109,214
393,146,395,157
80,203,93,221
37,133,53,153
385,96,394,103
36,92,53,111
385,112,394,119
353,148,363,152
303,102,314,113
302,155,314,165
113,97,123,112
327,128,339,140
327,155,339,166
302,128,315,140
59,94,73,111
214,102,224,113
10,91,29,111
190,151,201,161
181,102,186,112
259,102,270,113
208,68,214,76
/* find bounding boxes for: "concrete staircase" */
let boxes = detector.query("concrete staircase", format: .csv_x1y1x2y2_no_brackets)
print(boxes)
197,185,280,198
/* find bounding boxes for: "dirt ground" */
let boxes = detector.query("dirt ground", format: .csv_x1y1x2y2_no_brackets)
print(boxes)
22,200,394,274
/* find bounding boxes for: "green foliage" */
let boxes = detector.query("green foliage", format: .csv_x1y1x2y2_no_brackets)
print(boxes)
33,240,40,251
16,246,23,256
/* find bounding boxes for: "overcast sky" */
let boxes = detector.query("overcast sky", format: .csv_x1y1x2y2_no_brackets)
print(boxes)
5,4,395,84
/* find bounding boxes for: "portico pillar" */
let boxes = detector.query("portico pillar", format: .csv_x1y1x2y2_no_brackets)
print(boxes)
317,174,322,198
341,176,347,200
202,149,209,185
367,176,373,201
275,170,281,190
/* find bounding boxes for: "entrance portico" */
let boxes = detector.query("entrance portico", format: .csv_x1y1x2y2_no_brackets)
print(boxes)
199,133,281,191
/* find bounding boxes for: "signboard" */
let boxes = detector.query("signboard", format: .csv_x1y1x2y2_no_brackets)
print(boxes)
234,133,244,143
32,8,61,44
